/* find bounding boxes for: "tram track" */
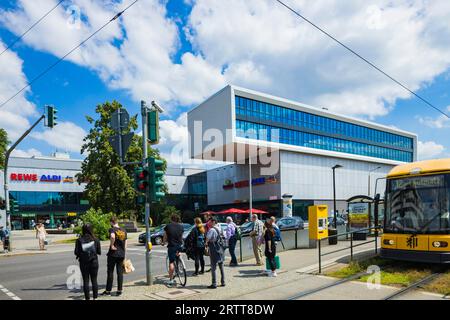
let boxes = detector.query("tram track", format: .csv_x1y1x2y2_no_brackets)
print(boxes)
287,264,446,300
383,272,443,300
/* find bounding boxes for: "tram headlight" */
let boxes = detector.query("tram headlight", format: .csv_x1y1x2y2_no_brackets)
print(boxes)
383,239,395,245
433,241,441,248
389,239,395,245
432,241,448,248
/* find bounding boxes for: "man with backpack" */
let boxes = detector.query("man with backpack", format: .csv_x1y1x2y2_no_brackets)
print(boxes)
103,216,127,297
249,214,264,266
225,216,239,267
206,217,225,289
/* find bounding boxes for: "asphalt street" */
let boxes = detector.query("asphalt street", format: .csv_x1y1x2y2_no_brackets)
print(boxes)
0,244,195,300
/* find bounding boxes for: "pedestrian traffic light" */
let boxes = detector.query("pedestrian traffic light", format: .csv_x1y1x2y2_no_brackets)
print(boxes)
134,166,149,193
147,110,159,145
9,199,19,214
45,105,58,128
148,157,165,202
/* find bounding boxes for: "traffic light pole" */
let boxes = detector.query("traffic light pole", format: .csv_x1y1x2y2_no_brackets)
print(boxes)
141,101,153,285
3,114,45,250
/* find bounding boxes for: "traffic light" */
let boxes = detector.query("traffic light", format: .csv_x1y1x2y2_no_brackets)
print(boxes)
148,157,165,202
147,110,159,145
46,105,58,128
134,166,149,194
9,199,19,214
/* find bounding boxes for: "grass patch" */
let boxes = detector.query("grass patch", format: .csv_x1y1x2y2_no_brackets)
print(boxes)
326,257,450,294
53,238,78,244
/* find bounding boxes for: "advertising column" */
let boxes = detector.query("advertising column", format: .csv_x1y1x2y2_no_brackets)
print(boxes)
282,193,293,217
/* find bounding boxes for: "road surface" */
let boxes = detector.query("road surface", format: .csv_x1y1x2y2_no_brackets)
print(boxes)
0,243,195,300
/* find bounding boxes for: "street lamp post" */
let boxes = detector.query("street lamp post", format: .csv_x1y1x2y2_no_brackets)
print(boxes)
249,154,253,221
332,164,343,229
368,166,381,197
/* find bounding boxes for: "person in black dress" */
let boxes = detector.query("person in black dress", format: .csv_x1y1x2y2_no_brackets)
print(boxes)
264,220,277,277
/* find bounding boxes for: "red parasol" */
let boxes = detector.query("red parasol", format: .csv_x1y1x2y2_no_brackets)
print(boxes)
244,208,268,214
200,210,217,215
216,208,247,215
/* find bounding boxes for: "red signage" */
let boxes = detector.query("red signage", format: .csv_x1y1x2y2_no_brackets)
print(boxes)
10,173,38,182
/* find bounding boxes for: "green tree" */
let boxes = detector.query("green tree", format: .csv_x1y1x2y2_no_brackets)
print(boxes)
160,205,181,225
76,101,166,219
74,208,112,240
0,128,8,169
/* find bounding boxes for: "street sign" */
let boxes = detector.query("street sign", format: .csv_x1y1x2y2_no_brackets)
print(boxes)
111,108,130,132
108,132,134,162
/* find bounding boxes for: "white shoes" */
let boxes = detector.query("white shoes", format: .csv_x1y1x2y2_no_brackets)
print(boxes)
269,271,277,277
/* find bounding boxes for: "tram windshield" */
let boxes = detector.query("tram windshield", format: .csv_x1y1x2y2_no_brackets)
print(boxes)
384,174,450,234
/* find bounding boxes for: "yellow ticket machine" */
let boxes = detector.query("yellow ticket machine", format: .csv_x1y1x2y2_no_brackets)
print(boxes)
308,205,329,247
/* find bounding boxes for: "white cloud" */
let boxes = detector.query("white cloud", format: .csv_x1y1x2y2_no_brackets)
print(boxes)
0,0,226,112
417,140,446,160
4,0,450,120
417,106,450,129
0,40,37,140
187,0,450,118
31,121,87,153
11,148,43,158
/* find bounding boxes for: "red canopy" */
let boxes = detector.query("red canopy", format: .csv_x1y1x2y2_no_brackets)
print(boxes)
244,208,268,214
200,210,217,215
217,208,247,215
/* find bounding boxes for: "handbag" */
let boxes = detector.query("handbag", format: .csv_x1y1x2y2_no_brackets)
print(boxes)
123,258,135,274
265,256,281,270
204,246,210,256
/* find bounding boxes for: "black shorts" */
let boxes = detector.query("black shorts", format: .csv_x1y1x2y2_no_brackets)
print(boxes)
167,245,182,263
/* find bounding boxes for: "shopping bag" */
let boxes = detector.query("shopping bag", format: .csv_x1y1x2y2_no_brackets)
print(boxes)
123,258,135,274
265,256,281,270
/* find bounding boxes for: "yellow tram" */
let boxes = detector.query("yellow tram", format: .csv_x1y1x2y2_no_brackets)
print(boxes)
380,158,450,263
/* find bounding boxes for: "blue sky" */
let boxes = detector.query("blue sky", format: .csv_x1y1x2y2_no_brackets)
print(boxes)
0,0,449,166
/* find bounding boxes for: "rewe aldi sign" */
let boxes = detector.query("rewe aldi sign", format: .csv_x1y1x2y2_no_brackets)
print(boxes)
10,173,70,183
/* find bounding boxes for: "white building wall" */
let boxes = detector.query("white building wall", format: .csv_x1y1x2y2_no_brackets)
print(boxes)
165,175,189,194
188,86,233,160
280,151,389,201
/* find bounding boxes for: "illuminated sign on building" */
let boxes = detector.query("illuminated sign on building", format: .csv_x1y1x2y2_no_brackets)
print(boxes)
10,173,38,182
10,173,74,183
222,176,279,190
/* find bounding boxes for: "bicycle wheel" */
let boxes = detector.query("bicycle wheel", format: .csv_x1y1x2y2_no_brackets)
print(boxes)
176,255,187,287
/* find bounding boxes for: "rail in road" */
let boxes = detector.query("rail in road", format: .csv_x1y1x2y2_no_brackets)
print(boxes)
287,265,446,300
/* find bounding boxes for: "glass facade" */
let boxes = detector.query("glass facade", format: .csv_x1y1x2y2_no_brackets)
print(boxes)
235,96,414,162
9,191,89,213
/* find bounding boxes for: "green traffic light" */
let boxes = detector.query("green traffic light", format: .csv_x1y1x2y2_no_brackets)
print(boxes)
147,157,165,202
46,105,58,128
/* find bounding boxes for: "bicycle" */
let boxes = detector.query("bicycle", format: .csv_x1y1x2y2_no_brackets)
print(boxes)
165,249,187,287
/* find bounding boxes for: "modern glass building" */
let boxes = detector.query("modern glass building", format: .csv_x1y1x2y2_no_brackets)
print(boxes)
235,96,413,162
188,85,418,219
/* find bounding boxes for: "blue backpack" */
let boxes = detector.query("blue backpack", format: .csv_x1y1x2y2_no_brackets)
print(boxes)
196,229,205,248
274,227,282,242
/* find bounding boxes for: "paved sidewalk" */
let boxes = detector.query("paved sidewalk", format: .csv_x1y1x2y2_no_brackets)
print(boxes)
98,239,439,301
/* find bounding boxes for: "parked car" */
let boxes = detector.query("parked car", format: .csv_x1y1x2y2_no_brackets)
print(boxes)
238,221,254,236
328,217,347,228
138,223,192,245
277,216,304,230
